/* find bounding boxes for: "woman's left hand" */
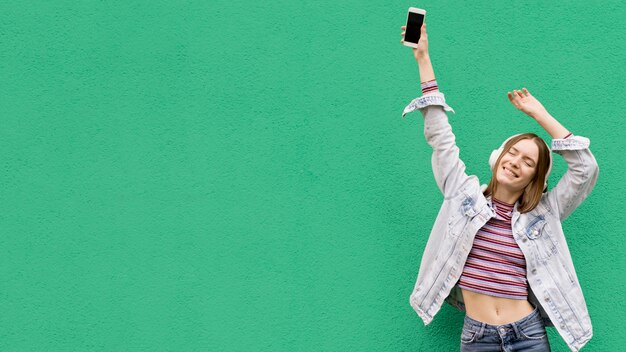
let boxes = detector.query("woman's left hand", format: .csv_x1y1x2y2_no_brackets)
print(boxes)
507,88,548,118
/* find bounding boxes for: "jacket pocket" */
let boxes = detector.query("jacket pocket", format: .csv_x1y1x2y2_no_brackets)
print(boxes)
447,198,475,238
447,213,468,238
524,217,558,260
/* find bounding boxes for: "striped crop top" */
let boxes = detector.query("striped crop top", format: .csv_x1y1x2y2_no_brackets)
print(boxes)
458,198,528,300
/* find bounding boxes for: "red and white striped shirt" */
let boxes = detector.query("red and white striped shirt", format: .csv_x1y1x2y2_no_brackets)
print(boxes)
458,198,528,300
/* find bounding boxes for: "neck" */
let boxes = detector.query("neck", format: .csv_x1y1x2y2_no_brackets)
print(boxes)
492,187,522,206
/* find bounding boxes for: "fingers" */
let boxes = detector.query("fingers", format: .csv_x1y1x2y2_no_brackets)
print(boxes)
511,89,528,99
508,90,522,101
507,88,532,109
507,92,516,105
507,92,523,111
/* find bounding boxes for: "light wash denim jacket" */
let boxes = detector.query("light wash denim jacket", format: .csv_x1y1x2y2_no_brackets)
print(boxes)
403,92,599,352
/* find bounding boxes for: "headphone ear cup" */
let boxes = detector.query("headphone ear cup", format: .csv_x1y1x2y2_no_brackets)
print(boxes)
491,134,521,171
489,148,501,170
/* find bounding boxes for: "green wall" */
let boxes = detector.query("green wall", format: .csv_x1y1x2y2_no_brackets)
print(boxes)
1,1,624,351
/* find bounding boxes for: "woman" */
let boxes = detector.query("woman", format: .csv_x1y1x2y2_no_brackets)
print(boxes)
400,22,599,351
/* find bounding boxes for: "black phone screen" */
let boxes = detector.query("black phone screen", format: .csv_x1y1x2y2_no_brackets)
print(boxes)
405,12,424,45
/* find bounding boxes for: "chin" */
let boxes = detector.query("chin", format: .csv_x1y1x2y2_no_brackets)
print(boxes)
496,174,512,186
495,175,523,192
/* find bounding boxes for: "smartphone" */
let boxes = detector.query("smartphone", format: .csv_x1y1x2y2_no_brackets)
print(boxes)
403,7,426,48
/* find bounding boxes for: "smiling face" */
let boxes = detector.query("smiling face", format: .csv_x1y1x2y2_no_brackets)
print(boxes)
495,138,539,192
484,133,551,213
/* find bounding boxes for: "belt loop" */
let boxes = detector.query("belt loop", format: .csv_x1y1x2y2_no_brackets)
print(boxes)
511,322,522,340
478,323,486,340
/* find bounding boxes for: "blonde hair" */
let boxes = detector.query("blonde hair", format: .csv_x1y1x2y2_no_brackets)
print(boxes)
482,133,551,213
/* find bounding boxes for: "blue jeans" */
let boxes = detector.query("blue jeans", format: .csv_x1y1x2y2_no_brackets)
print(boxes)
460,305,551,351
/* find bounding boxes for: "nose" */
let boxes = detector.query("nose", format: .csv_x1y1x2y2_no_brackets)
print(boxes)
509,156,521,169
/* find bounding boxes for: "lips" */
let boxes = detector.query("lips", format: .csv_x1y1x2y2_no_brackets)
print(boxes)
503,166,519,178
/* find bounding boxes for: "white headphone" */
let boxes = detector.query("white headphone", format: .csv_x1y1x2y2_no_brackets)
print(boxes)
488,134,553,191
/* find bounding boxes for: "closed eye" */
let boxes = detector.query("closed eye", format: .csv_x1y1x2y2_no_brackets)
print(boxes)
510,147,536,167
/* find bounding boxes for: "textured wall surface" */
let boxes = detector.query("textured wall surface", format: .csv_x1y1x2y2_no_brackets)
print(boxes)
1,0,624,351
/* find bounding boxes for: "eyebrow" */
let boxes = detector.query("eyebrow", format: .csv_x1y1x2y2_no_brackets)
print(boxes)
510,147,537,165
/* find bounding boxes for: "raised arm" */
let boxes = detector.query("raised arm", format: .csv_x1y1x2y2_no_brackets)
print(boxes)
508,88,599,220
401,23,472,198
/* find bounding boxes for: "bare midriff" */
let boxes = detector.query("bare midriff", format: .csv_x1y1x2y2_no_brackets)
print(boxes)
461,288,535,325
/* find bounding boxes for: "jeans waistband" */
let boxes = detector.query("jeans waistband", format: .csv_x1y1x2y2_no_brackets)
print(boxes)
463,305,542,332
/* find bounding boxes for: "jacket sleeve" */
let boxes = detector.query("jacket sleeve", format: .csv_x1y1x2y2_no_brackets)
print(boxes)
402,92,472,198
545,135,599,221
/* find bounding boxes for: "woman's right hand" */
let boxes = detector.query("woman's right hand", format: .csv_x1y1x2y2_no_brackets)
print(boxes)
400,23,429,62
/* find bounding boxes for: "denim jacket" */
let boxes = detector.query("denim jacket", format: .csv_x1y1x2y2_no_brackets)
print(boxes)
403,92,599,352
